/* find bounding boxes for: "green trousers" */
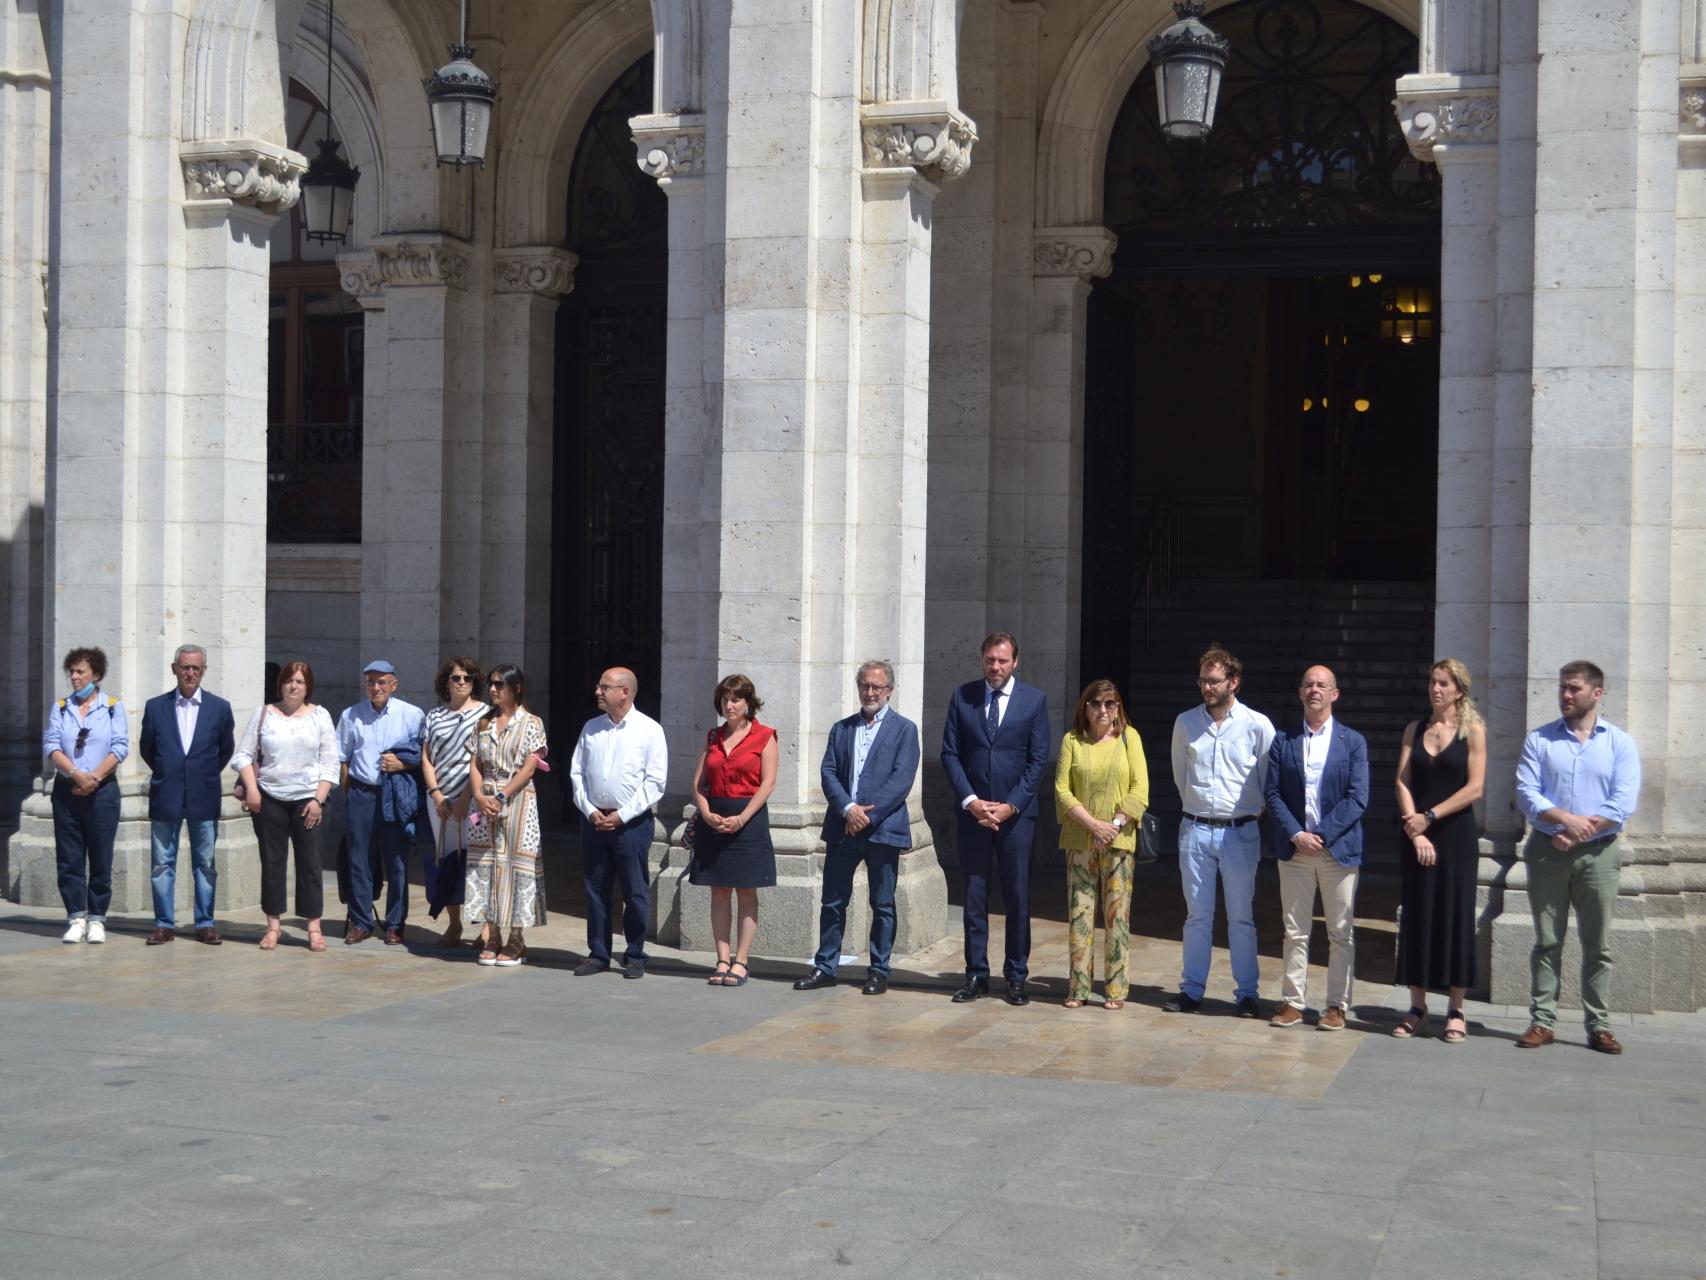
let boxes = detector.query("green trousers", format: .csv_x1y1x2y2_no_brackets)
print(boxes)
1523,831,1621,1031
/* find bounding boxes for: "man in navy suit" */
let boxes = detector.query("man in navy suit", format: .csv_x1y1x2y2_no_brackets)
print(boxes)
1263,665,1369,1030
940,632,1051,1005
795,660,922,996
139,644,236,945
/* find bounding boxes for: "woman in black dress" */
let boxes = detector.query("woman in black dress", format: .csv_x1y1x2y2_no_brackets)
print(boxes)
689,674,779,987
1392,658,1487,1042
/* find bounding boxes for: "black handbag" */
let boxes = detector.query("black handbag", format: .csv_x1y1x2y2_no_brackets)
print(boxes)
1137,811,1161,865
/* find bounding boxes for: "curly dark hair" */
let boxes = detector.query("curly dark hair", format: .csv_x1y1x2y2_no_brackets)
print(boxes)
434,655,484,704
713,673,763,719
62,647,108,681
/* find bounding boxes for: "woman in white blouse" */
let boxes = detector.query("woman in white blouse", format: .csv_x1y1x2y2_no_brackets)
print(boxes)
232,661,341,952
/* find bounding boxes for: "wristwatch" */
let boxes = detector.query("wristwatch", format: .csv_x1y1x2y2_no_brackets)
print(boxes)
1112,815,1128,830
1423,808,1437,825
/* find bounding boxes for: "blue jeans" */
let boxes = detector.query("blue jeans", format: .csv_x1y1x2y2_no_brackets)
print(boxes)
52,778,119,922
345,783,410,932
1178,817,1261,1002
813,839,901,977
150,817,220,930
580,813,652,966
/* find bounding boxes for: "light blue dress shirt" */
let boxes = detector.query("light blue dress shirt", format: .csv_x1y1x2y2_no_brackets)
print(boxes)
845,704,891,815
337,697,426,785
42,689,130,775
1515,717,1641,837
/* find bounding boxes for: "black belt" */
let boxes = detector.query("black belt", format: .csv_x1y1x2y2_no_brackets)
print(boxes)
1185,813,1258,828
348,779,381,792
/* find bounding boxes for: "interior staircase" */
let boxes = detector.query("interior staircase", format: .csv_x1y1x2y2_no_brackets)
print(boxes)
1122,577,1436,863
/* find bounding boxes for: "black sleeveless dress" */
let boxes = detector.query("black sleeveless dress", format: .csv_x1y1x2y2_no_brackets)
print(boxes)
1394,728,1478,991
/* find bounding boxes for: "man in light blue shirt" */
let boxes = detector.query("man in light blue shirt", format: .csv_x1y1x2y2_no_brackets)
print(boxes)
337,659,426,945
1513,660,1642,1055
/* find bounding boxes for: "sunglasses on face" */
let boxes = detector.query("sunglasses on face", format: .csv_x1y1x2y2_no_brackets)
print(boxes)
1089,699,1120,709
447,673,473,684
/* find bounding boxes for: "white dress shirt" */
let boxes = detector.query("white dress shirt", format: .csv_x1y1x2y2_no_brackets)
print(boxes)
175,689,202,754
230,704,341,802
1301,717,1334,833
570,707,669,823
960,677,1016,811
1170,700,1276,820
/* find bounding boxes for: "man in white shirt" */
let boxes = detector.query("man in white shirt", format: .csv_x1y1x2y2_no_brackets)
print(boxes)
1166,644,1276,1016
569,667,668,978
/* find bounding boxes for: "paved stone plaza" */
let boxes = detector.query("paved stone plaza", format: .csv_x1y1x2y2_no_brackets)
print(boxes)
2,874,1704,1280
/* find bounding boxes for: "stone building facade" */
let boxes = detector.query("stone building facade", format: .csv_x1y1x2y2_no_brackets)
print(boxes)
1,0,1702,1007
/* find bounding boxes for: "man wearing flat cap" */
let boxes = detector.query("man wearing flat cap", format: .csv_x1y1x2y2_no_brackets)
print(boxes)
337,660,426,945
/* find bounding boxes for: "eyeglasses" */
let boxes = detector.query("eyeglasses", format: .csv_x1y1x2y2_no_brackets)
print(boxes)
857,682,890,692
175,665,204,674
447,673,473,684
595,684,624,693
1197,676,1230,688
1089,698,1120,709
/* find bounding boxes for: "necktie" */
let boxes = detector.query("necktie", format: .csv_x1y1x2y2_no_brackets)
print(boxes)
986,688,1001,738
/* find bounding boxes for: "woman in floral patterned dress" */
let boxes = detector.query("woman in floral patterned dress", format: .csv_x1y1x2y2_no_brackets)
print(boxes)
465,664,548,967
1053,679,1149,1009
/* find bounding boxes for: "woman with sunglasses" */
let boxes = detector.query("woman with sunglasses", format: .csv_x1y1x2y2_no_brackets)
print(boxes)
419,656,485,948
465,664,548,966
231,661,339,951
42,647,129,944
1054,680,1149,1009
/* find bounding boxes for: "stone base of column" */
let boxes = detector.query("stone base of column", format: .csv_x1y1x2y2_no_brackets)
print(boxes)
1477,835,1706,1014
647,802,948,964
6,780,262,919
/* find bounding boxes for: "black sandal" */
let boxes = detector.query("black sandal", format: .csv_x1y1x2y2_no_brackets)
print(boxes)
726,960,749,987
1392,1006,1428,1039
708,960,732,986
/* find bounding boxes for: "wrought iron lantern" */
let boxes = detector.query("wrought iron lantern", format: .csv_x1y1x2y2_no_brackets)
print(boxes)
425,0,497,168
299,0,360,243
1147,2,1231,142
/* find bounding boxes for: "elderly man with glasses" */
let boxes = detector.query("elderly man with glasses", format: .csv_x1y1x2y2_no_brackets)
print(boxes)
336,659,427,945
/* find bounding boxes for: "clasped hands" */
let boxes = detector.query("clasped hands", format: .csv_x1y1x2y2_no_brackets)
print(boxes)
1549,811,1599,852
703,807,747,835
1291,831,1326,856
967,798,1015,832
844,803,874,837
69,769,101,796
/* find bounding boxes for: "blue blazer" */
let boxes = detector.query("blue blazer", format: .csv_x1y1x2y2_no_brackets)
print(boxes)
940,679,1051,821
1263,719,1369,866
820,708,921,848
139,690,236,824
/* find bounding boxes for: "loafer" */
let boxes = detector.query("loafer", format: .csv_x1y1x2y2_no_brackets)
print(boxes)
1589,1029,1624,1056
1162,992,1201,1013
573,959,607,976
1270,1004,1305,1028
1515,1024,1555,1049
145,927,175,946
1318,1007,1346,1032
793,970,837,991
1005,980,1029,1007
621,960,646,979
1235,997,1261,1018
343,926,371,946
194,927,222,946
383,928,404,946
862,974,889,996
951,978,988,1003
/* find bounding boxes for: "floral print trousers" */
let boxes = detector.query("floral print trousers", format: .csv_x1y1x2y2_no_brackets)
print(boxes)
1067,846,1135,1002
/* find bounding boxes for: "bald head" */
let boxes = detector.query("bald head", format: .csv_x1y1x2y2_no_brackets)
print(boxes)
596,667,638,721
1298,665,1339,727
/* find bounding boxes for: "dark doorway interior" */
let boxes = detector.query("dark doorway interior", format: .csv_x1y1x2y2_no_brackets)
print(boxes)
553,54,667,744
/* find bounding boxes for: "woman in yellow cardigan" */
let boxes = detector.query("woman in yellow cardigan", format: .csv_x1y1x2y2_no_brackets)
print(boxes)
1054,679,1150,1009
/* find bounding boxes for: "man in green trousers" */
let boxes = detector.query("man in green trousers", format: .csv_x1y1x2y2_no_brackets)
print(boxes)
1513,661,1642,1055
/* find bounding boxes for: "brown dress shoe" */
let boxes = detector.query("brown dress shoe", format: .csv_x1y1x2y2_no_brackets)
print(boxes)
1515,1024,1555,1048
1269,1004,1305,1028
146,927,175,945
344,926,371,945
384,928,405,946
194,927,222,946
1589,1029,1624,1055
1319,1007,1347,1032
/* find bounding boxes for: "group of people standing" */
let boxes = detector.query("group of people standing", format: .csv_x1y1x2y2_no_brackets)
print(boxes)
42,633,1642,1052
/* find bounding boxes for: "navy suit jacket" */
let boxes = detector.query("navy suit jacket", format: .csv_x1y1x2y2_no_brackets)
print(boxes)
140,690,236,824
1263,719,1369,866
940,679,1051,821
819,708,921,848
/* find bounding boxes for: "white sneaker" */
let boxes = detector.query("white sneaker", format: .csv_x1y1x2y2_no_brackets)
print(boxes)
85,921,106,944
62,918,87,944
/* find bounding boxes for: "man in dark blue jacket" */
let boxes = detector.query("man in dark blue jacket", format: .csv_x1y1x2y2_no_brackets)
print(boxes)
795,660,922,996
1263,665,1369,1030
940,632,1051,1006
139,645,236,945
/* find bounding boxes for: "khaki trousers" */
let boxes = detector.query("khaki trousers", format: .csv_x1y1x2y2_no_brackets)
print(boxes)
1277,851,1359,1011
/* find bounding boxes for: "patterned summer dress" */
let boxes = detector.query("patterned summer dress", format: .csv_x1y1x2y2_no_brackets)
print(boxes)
464,710,548,930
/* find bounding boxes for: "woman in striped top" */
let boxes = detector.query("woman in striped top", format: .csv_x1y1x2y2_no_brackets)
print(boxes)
420,656,486,948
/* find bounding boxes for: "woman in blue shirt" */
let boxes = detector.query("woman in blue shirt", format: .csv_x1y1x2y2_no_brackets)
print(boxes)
42,647,129,944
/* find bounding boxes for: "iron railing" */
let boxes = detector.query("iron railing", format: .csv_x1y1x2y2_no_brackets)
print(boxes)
1129,491,1180,654
267,422,361,543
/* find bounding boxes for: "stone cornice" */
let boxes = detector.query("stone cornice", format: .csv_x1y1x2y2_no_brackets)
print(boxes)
1684,67,1706,150
492,246,577,298
631,112,706,183
180,139,307,213
860,99,978,184
1393,74,1499,163
1032,226,1117,280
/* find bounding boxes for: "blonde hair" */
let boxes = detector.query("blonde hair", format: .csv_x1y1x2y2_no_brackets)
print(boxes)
1431,658,1481,742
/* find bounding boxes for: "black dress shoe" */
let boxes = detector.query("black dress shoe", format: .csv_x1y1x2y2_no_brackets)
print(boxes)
951,977,988,1003
1236,997,1262,1018
794,970,837,991
1005,980,1029,1007
573,959,608,976
1162,992,1202,1013
862,974,888,996
621,960,646,979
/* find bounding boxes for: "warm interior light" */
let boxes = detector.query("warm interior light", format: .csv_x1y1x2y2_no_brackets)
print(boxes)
1349,275,1362,288
1321,397,1329,408
1368,273,1383,283
1354,398,1371,413
1301,398,1313,412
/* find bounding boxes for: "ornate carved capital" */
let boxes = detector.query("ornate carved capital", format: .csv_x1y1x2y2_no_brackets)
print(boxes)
336,253,384,306
493,246,577,298
860,100,978,184
631,112,706,183
1032,226,1117,280
180,139,307,213
1683,71,1706,149
1394,75,1499,163
366,236,471,289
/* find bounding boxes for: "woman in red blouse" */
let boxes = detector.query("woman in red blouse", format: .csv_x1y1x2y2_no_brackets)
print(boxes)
690,673,779,986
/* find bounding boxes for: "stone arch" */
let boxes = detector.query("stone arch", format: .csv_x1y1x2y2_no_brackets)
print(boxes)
495,0,654,249
861,0,964,104
651,0,703,113
1035,0,1420,228
183,0,291,144
285,3,385,248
